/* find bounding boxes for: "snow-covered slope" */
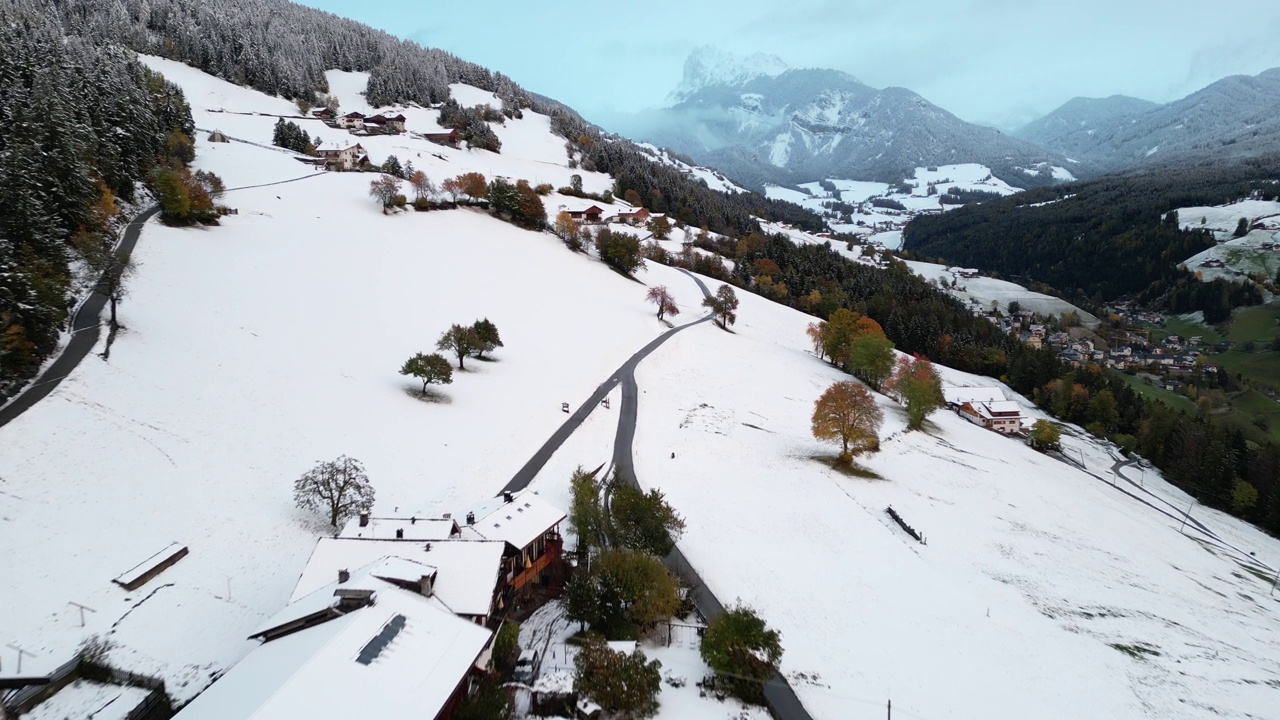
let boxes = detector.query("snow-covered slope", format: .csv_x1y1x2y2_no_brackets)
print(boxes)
669,45,790,104
2,55,1278,720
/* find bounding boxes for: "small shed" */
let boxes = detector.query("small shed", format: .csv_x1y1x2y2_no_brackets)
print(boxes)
207,130,229,143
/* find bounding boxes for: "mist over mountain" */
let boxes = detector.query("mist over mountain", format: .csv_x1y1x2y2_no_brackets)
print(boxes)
1016,68,1280,171
611,48,1078,191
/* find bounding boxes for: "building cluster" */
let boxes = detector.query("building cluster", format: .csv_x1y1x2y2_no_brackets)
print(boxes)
175,489,568,720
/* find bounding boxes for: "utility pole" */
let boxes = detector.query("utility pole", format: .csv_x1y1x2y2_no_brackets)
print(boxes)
887,698,892,720
1179,499,1195,534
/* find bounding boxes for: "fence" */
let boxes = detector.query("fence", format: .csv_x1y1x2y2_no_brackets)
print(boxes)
1,657,171,719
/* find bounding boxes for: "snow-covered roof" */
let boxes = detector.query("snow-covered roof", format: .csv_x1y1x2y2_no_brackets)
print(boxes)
942,386,1006,405
177,574,492,720
290,538,505,618
462,490,566,552
339,515,460,541
982,400,1023,417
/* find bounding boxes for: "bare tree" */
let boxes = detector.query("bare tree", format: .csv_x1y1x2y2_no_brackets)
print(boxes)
293,455,376,527
644,286,679,322
78,233,136,331
369,175,401,211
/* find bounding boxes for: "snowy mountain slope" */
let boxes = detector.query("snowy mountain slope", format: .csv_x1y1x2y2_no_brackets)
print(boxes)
1017,68,1280,171
1014,94,1159,151
633,282,1280,720
620,50,1076,191
3,55,1279,720
669,45,790,104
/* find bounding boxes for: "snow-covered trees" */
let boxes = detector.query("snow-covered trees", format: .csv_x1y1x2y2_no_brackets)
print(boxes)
293,455,376,528
272,118,314,154
644,286,679,322
811,380,883,462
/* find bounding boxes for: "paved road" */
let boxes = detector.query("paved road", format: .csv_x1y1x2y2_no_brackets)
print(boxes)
0,205,160,429
504,269,817,720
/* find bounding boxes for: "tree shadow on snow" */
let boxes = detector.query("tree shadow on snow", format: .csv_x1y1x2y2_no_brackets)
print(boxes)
403,387,453,404
806,452,883,480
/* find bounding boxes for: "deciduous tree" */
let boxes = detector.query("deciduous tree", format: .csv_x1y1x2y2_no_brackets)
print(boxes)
609,482,685,558
409,170,436,201
702,284,739,329
811,380,882,462
471,318,503,358
886,354,944,430
1029,419,1061,451
369,175,402,209
573,639,662,719
293,455,376,528
399,352,453,392
700,605,782,705
437,323,481,369
644,286,679,322
593,548,680,632
646,216,671,239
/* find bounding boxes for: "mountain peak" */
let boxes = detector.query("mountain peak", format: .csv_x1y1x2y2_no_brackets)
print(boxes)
670,46,789,104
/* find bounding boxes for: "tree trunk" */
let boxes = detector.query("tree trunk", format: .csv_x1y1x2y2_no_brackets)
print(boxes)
422,379,429,393
108,295,118,329
457,351,465,370
330,505,340,527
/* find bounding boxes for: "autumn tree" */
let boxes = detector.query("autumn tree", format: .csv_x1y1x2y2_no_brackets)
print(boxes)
886,354,944,430
595,228,644,275
609,481,686,557
1029,418,1061,452
409,170,436,202
457,172,488,202
369,175,401,209
811,380,883,462
399,352,453,392
644,286,679,322
554,211,580,244
574,639,662,719
700,605,783,704
646,216,671,239
441,176,464,203
591,547,680,633
845,330,896,390
702,284,739,329
437,323,481,369
293,455,376,528
471,318,503,358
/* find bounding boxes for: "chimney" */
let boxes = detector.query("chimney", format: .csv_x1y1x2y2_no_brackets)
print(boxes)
395,528,404,539
358,511,370,528
410,516,417,525
466,511,475,526
419,574,434,597
338,568,350,584
503,491,514,503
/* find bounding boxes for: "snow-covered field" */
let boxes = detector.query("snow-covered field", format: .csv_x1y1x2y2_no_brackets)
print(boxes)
633,283,1280,720
906,260,1100,326
1177,198,1280,283
2,57,1279,720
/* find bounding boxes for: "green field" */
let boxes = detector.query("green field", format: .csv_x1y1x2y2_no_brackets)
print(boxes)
1163,315,1224,344
1216,388,1280,445
1109,370,1197,414
1225,305,1280,345
1215,350,1280,392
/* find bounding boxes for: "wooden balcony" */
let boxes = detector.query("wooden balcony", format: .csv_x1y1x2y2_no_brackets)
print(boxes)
510,538,562,592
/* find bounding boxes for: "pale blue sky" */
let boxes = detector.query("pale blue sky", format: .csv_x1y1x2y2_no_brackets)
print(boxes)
298,0,1280,130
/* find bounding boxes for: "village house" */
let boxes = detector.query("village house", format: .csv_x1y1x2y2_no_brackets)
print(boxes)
341,512,462,541
420,129,461,148
460,490,567,605
311,107,336,121
943,386,1025,434
315,142,366,171
290,537,507,625
173,560,493,720
365,112,407,133
336,111,366,130
611,206,650,225
562,204,604,224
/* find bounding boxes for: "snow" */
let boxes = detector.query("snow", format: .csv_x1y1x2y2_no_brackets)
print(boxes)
287,538,505,618
906,260,1100,326
339,516,458,541
112,542,187,587
4,54,1279,720
1175,198,1280,281
632,280,1280,720
464,489,566,551
448,83,499,109
0,57,702,699
23,680,151,720
176,576,492,720
636,143,746,194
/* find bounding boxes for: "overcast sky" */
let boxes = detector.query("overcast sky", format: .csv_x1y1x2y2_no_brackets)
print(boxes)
299,0,1280,130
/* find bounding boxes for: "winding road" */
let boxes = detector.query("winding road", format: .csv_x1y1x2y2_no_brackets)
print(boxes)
0,205,160,429
501,269,817,720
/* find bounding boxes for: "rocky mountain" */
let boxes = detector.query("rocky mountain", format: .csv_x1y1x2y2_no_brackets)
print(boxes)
1015,68,1280,171
620,49,1075,191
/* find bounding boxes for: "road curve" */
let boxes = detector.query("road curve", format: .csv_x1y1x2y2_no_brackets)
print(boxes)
0,205,160,429
503,268,817,720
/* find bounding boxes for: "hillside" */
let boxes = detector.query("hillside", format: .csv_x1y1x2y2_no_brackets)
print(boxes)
617,49,1077,191
1017,68,1280,172
1,58,1277,720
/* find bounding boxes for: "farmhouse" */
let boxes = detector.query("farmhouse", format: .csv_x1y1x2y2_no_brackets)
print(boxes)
958,399,1025,434
611,206,650,225
461,490,567,601
311,107,335,120
942,386,1007,407
174,560,492,720
562,204,604,224
336,111,366,130
421,129,461,148
290,537,507,625
315,142,365,171
341,512,462,541
365,112,407,133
